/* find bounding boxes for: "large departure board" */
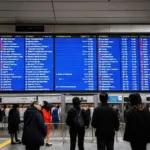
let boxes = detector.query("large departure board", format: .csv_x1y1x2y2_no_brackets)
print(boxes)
0,34,149,92
25,35,54,91
98,36,121,91
140,36,150,91
0,35,24,91
121,36,140,91
55,35,97,91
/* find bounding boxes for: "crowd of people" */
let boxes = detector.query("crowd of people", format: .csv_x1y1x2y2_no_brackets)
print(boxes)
1,93,150,150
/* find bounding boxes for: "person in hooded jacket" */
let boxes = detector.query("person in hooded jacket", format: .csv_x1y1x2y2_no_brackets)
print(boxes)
8,104,21,144
66,97,89,150
22,101,47,150
124,93,150,150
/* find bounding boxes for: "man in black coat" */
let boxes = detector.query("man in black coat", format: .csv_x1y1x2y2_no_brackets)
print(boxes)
92,93,120,150
66,97,89,150
8,104,21,144
22,101,47,150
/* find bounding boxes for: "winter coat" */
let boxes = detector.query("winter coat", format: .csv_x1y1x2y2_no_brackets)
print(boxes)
8,108,20,134
22,106,46,146
42,109,52,124
124,106,150,143
52,108,59,123
92,103,120,139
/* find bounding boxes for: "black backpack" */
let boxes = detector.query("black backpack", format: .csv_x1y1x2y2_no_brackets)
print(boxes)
74,108,84,128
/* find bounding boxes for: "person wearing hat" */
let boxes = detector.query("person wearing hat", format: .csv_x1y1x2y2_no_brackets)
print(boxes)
92,92,119,150
66,97,89,150
42,101,52,147
8,104,21,144
22,101,47,150
124,93,150,150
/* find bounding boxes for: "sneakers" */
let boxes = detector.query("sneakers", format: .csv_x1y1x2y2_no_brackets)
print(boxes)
46,143,52,147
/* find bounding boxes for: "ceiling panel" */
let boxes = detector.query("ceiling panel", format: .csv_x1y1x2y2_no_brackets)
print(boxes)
56,17,150,23
53,0,107,1
15,18,55,23
55,11,150,17
54,2,150,11
0,18,16,23
111,0,148,1
0,11,54,18
55,25,110,33
53,0,149,2
4,0,52,1
0,2,53,11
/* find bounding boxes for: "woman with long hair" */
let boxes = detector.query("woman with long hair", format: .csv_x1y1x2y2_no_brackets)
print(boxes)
42,101,52,146
124,93,150,150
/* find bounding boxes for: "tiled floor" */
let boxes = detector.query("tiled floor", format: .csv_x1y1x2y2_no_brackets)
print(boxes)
1,140,150,150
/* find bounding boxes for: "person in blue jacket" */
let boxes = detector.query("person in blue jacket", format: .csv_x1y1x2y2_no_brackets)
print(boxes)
52,105,60,129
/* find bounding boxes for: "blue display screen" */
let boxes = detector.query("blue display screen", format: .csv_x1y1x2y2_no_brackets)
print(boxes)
55,35,97,91
108,96,120,103
140,36,150,91
121,36,140,91
98,36,121,91
0,35,24,91
0,34,149,92
25,35,54,91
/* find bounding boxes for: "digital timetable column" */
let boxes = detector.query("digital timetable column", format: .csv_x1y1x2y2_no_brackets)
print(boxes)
121,36,140,91
25,35,54,91
55,35,97,91
140,36,150,91
98,36,121,91
0,35,24,91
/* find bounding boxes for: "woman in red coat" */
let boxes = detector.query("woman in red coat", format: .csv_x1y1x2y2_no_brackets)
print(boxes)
42,101,52,147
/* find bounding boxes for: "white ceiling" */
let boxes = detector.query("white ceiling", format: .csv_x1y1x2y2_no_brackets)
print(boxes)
0,0,150,24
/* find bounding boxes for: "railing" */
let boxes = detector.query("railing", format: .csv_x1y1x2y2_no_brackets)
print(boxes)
0,119,126,143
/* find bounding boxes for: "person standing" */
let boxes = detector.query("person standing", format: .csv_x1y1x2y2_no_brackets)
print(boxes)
1,105,6,123
144,104,150,112
124,105,129,123
85,105,91,124
66,97,89,150
52,105,60,129
124,93,150,150
8,104,21,145
92,92,120,150
42,101,52,146
22,101,47,150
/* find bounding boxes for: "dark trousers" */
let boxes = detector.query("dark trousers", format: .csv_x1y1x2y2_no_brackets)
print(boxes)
10,132,18,142
70,128,85,150
130,142,147,150
26,145,40,150
97,137,114,150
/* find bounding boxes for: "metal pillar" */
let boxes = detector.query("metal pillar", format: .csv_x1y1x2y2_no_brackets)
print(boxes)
94,94,99,108
61,94,66,143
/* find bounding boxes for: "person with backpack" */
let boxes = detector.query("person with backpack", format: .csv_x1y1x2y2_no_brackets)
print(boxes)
124,93,150,150
66,97,89,150
92,92,120,150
